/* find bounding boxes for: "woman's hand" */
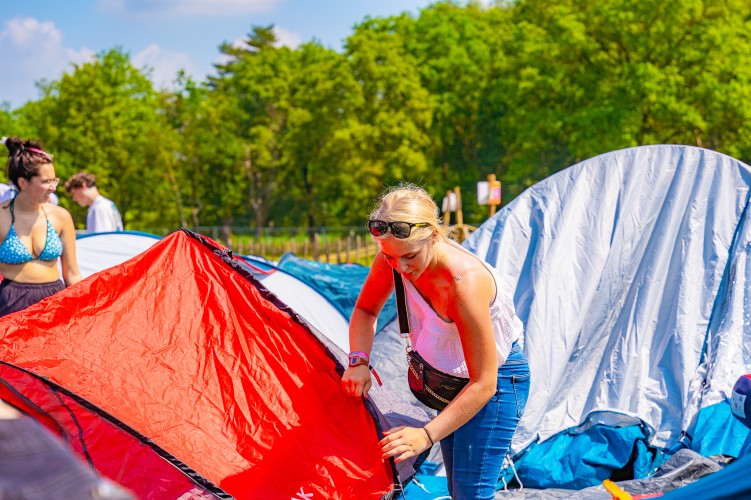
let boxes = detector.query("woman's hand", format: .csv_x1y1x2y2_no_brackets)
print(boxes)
379,426,433,463
341,365,372,398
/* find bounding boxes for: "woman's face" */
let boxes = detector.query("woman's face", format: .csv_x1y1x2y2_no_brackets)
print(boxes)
25,163,58,203
378,236,435,281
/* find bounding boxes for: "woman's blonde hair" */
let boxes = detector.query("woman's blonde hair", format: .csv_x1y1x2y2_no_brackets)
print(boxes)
368,183,448,243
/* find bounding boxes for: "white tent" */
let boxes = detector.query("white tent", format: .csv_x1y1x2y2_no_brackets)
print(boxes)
465,145,751,465
75,231,161,279
237,256,351,353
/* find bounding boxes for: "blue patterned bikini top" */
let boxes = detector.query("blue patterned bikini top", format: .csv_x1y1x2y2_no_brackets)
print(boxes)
0,199,63,265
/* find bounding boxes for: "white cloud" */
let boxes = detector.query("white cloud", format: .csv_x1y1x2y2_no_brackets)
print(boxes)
213,26,302,68
132,44,197,90
0,17,199,108
0,17,95,108
98,0,281,16
273,27,302,49
4,17,61,48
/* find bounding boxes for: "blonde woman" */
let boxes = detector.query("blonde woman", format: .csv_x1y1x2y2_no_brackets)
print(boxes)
342,183,530,499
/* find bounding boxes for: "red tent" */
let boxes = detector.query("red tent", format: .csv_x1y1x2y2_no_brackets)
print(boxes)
0,230,395,499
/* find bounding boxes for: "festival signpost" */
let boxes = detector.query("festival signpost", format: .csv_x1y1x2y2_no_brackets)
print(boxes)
442,186,471,242
477,174,502,217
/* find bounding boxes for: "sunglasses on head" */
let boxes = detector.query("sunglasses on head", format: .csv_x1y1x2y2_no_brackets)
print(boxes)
367,219,431,239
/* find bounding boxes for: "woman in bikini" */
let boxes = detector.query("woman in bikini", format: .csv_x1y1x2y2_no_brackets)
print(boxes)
0,137,81,316
341,183,530,499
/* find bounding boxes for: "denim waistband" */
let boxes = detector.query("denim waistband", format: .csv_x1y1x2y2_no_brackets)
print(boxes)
503,340,528,366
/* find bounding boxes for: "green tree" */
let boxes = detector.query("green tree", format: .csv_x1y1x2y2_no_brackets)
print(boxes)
213,27,369,230
495,0,751,198
344,15,435,210
275,43,365,228
211,26,293,232
21,48,177,230
0,105,41,183
405,1,513,220
161,74,250,232
7,1,751,234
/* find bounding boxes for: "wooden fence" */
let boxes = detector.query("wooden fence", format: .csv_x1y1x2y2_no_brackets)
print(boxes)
178,224,476,264
227,233,379,265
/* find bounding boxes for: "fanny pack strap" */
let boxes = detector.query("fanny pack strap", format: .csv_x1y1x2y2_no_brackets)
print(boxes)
393,269,411,335
393,269,416,357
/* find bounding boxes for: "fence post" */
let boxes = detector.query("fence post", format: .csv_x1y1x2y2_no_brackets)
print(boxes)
346,232,353,263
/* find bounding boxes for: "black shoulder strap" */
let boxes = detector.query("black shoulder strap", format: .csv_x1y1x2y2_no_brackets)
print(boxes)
392,268,411,334
8,196,15,222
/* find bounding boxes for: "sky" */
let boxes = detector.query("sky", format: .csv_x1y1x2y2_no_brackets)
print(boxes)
0,0,440,110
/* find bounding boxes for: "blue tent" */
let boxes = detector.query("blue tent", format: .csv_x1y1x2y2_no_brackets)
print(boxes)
278,252,397,333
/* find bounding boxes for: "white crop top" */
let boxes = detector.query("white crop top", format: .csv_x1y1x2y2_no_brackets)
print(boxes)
403,243,523,378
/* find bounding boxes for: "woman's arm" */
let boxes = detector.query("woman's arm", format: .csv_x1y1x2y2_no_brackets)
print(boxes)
341,252,395,398
381,262,498,462
58,208,82,286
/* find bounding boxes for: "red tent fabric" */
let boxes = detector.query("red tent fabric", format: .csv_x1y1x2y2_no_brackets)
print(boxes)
0,230,394,499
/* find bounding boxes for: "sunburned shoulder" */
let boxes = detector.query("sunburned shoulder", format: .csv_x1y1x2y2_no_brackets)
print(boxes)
453,264,493,290
441,251,494,298
443,267,495,314
441,242,487,276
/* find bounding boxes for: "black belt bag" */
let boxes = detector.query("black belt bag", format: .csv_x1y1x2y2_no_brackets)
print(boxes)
407,349,469,411
394,268,469,411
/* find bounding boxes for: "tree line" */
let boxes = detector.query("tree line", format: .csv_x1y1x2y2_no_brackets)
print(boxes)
1,0,750,234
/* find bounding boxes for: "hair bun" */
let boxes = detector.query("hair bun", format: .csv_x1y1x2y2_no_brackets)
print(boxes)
4,137,23,155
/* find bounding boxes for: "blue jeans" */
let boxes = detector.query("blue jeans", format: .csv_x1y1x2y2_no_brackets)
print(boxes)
440,341,530,499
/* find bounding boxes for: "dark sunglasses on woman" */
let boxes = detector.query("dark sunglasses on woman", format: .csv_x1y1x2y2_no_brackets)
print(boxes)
367,220,431,239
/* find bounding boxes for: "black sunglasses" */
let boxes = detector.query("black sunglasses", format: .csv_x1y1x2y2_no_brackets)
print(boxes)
367,219,431,239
